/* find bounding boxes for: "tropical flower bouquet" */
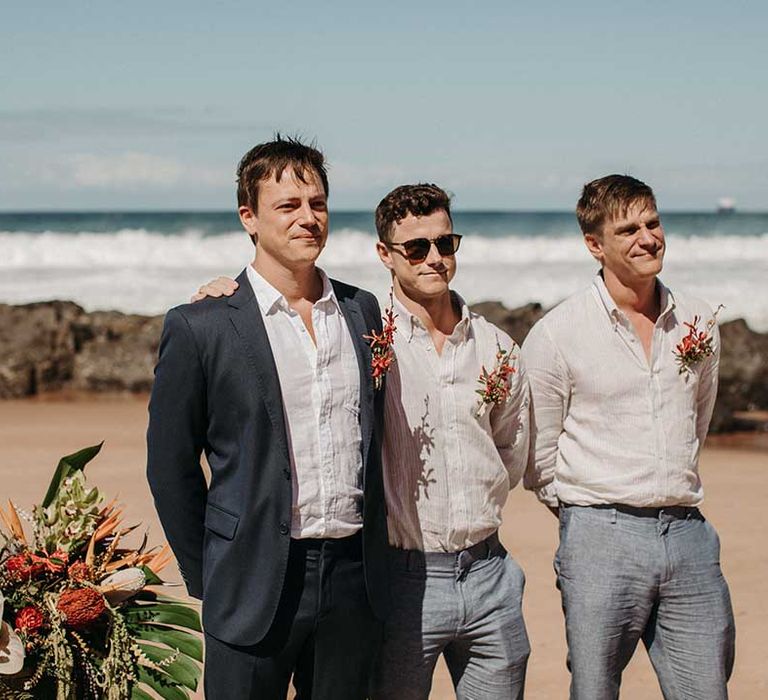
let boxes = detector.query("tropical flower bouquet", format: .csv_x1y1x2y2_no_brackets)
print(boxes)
0,444,202,699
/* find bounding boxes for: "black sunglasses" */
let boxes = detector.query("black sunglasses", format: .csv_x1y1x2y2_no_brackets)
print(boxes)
386,233,463,263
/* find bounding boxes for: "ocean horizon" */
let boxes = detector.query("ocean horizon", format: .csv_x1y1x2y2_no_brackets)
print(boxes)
2,210,767,331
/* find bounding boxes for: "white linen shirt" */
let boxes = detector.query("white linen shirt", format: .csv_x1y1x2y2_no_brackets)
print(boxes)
246,264,363,539
522,273,720,509
383,293,530,552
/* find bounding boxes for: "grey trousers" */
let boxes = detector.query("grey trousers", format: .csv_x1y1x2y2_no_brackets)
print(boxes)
556,504,735,700
373,534,530,700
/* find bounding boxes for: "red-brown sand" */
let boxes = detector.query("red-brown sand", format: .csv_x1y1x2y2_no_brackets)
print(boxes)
2,397,765,698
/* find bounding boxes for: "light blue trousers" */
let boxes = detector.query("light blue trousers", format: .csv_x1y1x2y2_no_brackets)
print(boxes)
373,538,530,699
556,504,735,700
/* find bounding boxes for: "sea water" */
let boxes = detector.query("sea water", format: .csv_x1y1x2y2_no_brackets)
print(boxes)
1,211,766,330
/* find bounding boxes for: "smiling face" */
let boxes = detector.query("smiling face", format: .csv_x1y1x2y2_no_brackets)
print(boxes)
239,166,329,273
584,200,665,284
377,209,456,304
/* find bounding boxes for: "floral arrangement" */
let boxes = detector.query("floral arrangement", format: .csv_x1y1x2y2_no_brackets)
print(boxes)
0,444,201,699
475,341,517,417
364,290,398,390
673,305,724,376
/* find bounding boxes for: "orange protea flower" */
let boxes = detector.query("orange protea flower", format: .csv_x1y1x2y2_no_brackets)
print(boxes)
56,587,106,628
67,560,96,583
15,605,45,634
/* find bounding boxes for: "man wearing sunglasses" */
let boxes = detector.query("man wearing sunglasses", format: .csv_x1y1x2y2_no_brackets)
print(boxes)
371,184,531,699
195,183,531,699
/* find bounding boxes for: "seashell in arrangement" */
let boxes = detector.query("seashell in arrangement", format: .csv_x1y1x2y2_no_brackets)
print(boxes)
0,593,25,675
98,567,147,604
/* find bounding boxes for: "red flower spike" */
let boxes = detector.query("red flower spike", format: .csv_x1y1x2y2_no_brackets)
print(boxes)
56,587,107,628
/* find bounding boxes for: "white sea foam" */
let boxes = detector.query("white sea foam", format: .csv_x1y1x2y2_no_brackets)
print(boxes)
1,229,767,330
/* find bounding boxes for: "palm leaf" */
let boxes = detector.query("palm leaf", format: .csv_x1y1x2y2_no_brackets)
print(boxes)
124,603,202,632
136,665,190,700
42,442,103,508
137,643,200,690
132,590,192,605
126,623,203,662
130,687,155,700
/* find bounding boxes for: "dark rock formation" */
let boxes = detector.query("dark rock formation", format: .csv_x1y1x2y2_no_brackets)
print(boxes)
469,301,546,346
71,312,163,393
0,302,162,398
713,319,768,432
1,300,766,432
0,301,82,397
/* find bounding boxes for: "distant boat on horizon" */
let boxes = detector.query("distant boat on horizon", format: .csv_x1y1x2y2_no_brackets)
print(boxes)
717,197,736,214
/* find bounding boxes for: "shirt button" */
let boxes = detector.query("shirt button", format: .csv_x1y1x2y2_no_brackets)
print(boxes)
279,522,289,535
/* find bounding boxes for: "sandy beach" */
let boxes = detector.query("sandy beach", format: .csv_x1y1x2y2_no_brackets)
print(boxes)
2,397,766,699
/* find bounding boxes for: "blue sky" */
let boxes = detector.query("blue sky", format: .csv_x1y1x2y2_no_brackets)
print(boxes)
2,1,766,210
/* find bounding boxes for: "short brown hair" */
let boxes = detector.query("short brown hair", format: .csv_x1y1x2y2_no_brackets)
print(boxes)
375,183,452,242
236,135,329,213
576,174,656,236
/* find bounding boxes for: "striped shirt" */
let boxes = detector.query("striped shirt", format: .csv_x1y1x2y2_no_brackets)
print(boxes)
522,273,720,508
383,292,530,552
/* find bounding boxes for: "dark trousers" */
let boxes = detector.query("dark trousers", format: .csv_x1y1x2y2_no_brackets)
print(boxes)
204,532,382,699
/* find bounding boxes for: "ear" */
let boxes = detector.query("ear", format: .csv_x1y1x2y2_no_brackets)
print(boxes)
376,240,395,271
239,205,258,238
583,233,605,264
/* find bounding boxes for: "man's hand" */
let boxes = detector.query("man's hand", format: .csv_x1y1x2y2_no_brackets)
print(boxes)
190,276,239,302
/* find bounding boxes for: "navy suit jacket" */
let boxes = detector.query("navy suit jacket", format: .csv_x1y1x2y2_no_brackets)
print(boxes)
147,269,389,646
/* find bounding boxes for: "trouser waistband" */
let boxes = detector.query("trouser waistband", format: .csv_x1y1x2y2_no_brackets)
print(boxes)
389,531,503,579
290,530,362,554
562,503,701,520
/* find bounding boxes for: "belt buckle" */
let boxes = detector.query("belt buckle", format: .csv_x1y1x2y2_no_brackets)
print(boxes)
456,549,473,581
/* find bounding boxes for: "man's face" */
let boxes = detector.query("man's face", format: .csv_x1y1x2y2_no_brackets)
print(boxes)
585,201,665,283
376,209,457,303
239,167,329,271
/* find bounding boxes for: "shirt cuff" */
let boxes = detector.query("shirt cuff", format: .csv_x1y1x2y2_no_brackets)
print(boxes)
535,483,559,508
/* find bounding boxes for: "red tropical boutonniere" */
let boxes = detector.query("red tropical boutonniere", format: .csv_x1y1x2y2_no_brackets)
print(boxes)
364,290,397,390
674,304,724,376
475,340,516,417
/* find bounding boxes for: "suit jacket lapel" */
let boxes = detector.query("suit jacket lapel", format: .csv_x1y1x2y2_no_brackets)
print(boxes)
334,287,375,478
227,269,291,464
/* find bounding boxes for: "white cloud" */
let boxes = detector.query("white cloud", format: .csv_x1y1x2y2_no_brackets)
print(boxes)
68,152,185,187
20,151,229,191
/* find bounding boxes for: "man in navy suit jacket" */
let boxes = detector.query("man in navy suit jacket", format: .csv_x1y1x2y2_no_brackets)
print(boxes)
147,136,389,699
